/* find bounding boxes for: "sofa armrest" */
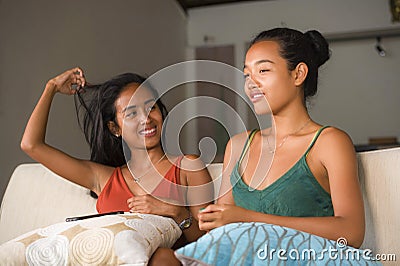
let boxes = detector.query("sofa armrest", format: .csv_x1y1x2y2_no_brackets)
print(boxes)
358,147,400,262
0,163,97,244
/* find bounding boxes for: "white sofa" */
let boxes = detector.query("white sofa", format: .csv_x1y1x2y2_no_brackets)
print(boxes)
1,148,399,264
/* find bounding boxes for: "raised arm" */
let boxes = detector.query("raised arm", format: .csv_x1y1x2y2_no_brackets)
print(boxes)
20,67,105,194
199,129,365,248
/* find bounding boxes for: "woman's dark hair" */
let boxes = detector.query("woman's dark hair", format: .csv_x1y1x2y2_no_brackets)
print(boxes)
75,73,168,167
249,27,330,101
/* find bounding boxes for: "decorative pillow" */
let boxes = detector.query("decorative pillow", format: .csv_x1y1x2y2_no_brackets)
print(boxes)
0,213,181,265
175,222,381,266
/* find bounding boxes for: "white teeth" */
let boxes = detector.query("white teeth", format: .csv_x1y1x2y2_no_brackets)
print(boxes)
253,94,264,99
140,128,156,135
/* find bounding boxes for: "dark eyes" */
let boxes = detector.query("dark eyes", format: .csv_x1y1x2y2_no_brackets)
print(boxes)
124,106,156,119
124,111,137,118
148,106,156,112
244,69,269,78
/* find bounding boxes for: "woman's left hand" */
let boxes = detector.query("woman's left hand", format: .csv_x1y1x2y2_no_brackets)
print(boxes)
197,204,246,231
127,194,181,218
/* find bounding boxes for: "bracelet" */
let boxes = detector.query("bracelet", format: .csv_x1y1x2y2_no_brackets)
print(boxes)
178,209,193,230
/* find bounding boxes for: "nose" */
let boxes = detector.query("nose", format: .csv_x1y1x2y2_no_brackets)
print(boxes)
138,109,151,125
245,75,259,90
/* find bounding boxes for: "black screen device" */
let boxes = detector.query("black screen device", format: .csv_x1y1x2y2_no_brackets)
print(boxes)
65,211,124,222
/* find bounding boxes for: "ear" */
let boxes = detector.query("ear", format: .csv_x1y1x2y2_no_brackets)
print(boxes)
107,121,121,137
293,62,308,87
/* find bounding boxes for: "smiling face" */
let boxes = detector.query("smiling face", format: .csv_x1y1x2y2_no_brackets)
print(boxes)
113,82,163,151
244,40,301,115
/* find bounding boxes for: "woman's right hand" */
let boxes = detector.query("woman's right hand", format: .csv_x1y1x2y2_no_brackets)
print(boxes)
47,67,86,95
197,204,247,231
21,66,102,194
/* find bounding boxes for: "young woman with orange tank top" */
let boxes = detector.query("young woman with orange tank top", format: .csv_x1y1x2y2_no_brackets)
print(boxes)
151,27,370,265
21,68,213,251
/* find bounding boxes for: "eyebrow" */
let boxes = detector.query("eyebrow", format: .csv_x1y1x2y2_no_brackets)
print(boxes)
243,59,275,70
122,98,156,113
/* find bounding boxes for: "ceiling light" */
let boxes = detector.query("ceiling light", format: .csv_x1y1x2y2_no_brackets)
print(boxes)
375,37,386,57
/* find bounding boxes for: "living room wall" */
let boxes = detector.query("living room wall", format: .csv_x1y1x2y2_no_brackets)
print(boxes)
1,0,400,203
186,0,400,146
0,0,187,201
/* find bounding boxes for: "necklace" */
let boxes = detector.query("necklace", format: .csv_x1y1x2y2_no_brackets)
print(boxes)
266,118,311,154
129,154,166,183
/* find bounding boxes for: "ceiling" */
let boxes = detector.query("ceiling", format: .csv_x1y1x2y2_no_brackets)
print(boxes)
176,0,269,11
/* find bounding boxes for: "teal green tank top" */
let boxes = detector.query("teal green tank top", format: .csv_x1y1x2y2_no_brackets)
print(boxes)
231,126,334,217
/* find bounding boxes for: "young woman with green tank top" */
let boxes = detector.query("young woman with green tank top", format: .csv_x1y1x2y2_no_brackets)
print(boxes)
195,27,365,248
150,28,377,265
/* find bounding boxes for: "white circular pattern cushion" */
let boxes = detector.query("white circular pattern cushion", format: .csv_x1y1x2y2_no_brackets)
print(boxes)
0,213,182,265
0,241,26,265
69,228,114,265
114,230,150,264
26,235,69,265
125,218,162,252
37,221,76,236
138,213,182,247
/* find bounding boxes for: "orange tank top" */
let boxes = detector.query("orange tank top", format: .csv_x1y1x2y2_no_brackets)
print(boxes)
96,157,184,213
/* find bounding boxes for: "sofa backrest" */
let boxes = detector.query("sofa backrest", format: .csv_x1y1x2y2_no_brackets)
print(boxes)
0,162,223,244
1,147,399,261
0,163,97,244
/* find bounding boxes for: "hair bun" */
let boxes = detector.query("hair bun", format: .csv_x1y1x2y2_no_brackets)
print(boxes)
305,30,330,67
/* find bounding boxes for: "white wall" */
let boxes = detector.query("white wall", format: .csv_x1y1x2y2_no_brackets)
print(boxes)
311,37,400,144
0,0,186,201
187,0,400,145
1,0,400,203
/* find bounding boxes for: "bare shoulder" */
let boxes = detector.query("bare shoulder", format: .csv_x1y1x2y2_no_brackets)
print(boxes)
314,126,356,165
228,130,255,153
179,154,213,186
317,126,354,148
220,130,256,171
230,130,254,142
180,154,207,171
